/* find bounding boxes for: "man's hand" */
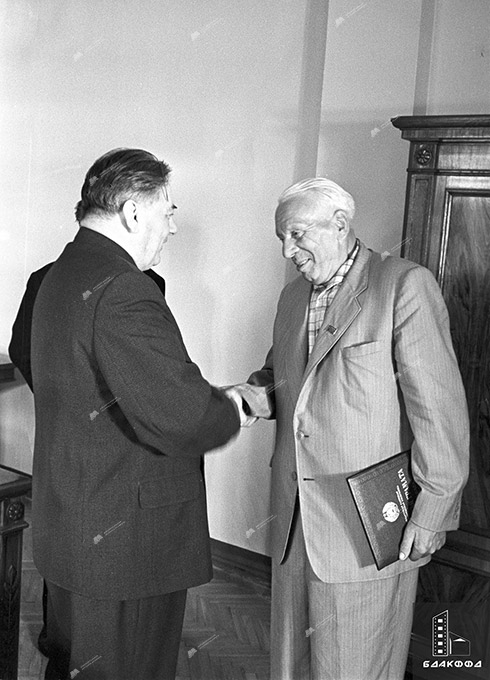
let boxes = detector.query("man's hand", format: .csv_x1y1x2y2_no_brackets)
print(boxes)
399,520,446,561
219,382,274,425
227,383,274,419
222,387,258,427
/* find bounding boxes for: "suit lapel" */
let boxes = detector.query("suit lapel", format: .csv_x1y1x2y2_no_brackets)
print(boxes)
302,243,371,384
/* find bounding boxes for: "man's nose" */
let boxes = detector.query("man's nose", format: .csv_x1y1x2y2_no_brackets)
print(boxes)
282,236,297,259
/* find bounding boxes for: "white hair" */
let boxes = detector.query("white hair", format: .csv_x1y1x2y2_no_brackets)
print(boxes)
278,177,356,221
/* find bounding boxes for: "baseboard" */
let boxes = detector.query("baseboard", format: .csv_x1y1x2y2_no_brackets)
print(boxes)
211,539,271,588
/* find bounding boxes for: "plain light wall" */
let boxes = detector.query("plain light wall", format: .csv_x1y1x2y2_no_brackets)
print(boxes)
428,0,490,115
317,0,423,255
1,0,489,555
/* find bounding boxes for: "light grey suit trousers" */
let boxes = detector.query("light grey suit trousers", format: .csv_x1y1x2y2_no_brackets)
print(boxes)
271,501,419,680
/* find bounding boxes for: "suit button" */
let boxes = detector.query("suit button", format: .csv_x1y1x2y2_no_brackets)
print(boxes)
292,471,298,481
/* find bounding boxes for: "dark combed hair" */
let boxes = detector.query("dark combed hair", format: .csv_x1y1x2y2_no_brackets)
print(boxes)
75,148,172,223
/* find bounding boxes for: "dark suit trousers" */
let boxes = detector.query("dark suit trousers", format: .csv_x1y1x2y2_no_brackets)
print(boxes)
44,582,187,680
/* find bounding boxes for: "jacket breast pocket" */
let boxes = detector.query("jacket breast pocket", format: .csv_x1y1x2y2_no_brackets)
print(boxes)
138,472,202,508
341,340,384,358
339,341,393,399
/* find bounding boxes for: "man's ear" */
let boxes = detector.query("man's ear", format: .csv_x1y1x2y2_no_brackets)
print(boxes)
334,210,350,239
121,199,139,233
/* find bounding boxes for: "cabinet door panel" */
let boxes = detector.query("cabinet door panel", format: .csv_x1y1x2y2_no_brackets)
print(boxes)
437,181,490,531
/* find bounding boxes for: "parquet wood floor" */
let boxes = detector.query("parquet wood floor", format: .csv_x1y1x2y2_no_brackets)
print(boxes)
18,499,271,680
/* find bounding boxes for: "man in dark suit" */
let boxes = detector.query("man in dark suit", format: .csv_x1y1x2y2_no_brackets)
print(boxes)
9,262,167,662
27,148,244,680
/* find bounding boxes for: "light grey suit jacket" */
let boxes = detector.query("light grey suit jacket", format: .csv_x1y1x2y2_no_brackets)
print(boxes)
249,242,469,583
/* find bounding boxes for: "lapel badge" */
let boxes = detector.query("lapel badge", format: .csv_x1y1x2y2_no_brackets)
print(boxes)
327,325,337,335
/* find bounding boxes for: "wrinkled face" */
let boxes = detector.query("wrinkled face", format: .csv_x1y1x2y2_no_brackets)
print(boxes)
139,187,177,268
275,194,349,285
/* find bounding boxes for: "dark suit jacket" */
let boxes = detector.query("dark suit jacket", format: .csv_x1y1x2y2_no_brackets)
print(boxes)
9,263,208,483
9,263,165,390
30,228,239,600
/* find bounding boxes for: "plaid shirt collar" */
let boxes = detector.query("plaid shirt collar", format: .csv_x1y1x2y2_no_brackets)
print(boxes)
313,238,360,294
307,239,360,356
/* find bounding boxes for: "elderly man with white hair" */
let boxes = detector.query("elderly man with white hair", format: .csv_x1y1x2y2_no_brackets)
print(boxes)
228,178,469,679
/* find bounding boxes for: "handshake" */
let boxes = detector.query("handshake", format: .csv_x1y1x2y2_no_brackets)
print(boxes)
220,383,273,428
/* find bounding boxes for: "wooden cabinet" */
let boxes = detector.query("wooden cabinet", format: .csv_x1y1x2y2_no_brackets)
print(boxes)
0,359,32,680
0,469,31,680
392,115,490,678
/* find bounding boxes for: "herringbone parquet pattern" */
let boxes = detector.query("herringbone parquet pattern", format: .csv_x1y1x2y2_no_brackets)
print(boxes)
178,575,270,680
18,501,271,680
